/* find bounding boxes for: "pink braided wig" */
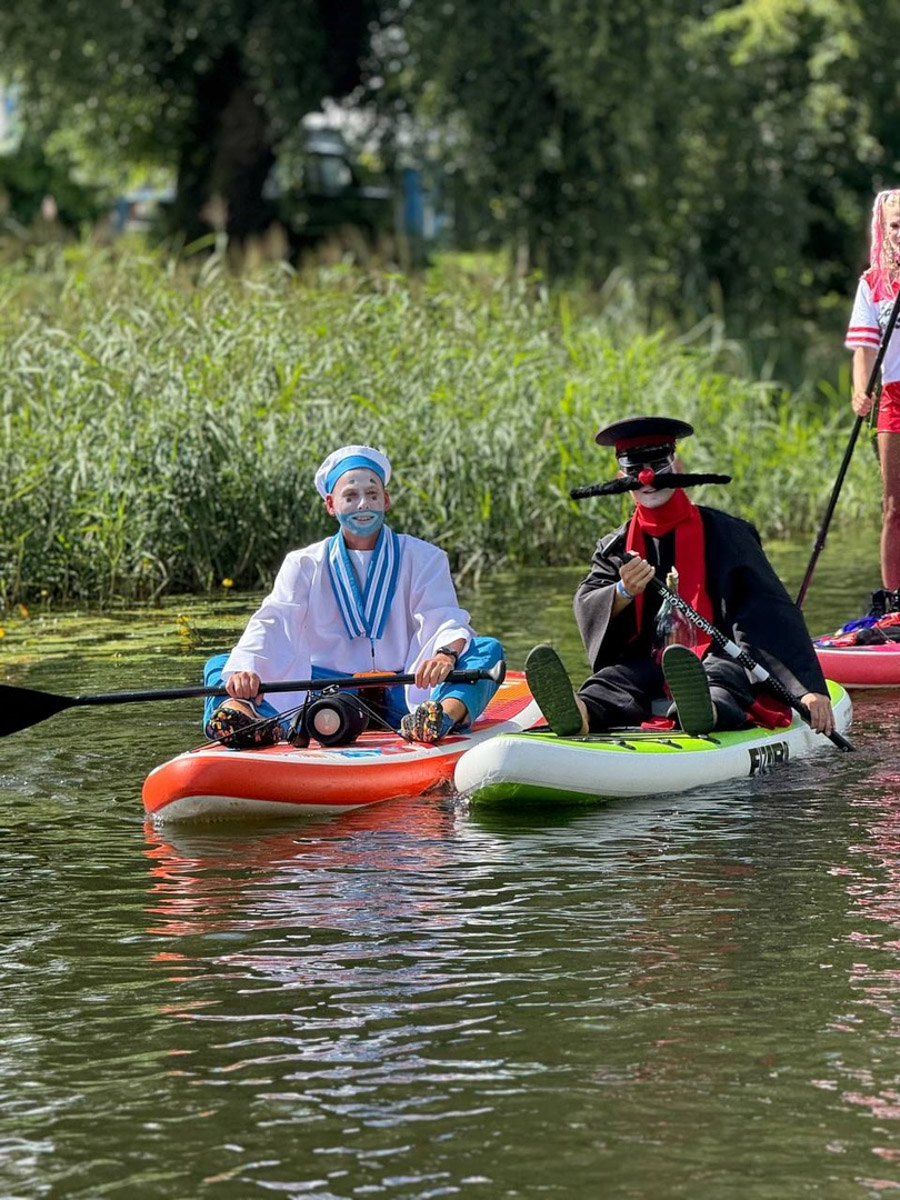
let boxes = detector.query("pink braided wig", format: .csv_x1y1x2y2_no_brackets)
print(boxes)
869,189,900,300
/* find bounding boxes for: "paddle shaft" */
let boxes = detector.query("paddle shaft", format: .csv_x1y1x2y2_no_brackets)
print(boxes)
67,666,500,706
795,284,900,608
650,577,854,752
0,661,506,737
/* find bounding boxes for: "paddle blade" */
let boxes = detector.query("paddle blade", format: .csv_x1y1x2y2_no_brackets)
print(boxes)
0,685,75,736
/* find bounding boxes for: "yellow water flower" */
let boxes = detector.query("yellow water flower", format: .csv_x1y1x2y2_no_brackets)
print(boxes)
222,578,234,589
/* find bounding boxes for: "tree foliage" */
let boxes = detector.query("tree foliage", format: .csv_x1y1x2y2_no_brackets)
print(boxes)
0,0,381,238
391,0,900,337
5,0,900,348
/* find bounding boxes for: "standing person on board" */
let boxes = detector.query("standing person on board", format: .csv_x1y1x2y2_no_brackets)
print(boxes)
204,444,503,748
524,416,835,738
846,189,900,602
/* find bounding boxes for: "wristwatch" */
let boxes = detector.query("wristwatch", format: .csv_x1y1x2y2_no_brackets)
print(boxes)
435,646,460,665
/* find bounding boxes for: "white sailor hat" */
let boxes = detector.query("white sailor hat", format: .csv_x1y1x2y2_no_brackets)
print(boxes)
314,445,392,498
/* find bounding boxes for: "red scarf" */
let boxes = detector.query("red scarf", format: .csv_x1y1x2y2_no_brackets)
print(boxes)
625,490,713,659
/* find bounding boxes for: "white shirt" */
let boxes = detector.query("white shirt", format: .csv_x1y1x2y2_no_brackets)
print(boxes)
224,533,474,714
846,270,900,384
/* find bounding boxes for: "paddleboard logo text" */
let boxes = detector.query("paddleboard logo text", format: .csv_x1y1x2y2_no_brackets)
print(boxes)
747,741,789,776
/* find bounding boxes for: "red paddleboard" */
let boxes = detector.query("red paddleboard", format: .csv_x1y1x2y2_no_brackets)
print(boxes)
814,642,900,689
143,671,540,822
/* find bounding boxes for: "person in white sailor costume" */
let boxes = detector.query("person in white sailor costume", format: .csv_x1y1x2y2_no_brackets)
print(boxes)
204,445,503,748
524,416,835,739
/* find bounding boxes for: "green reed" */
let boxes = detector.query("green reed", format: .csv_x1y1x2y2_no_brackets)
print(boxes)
0,243,876,605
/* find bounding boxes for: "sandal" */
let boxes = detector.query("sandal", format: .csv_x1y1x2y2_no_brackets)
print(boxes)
524,644,584,737
662,644,715,736
400,701,455,744
205,699,281,750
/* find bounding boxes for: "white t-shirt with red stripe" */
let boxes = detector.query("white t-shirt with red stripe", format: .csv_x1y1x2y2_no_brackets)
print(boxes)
846,268,900,383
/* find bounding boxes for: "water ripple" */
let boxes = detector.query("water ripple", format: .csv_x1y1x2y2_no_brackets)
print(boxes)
3,653,900,1196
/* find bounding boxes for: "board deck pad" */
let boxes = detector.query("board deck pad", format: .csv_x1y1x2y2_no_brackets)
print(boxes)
455,680,852,808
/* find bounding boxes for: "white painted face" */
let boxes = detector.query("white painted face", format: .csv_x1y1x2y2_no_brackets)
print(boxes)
325,469,390,540
634,482,675,508
618,452,676,509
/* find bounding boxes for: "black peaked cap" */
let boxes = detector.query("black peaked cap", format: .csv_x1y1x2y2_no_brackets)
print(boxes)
594,415,695,448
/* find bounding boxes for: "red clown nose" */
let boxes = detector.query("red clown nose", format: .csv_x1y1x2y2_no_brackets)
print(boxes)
638,468,656,486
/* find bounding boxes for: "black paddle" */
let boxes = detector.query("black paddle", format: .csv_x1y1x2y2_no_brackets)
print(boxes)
795,284,900,608
0,661,507,738
649,575,854,752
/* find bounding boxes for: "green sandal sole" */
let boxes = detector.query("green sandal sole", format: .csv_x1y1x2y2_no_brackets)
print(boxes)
662,644,715,736
525,644,583,737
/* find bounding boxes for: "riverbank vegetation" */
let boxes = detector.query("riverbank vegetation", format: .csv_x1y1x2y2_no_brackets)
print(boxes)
0,245,877,606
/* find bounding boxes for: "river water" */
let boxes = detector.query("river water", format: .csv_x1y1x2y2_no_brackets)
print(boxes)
2,538,900,1198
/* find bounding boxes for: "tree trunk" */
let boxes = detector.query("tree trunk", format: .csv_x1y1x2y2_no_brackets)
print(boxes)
172,44,274,247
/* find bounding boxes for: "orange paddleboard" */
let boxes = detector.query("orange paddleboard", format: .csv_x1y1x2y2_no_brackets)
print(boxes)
143,671,539,823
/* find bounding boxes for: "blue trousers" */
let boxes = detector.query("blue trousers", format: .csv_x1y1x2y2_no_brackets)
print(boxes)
203,635,504,731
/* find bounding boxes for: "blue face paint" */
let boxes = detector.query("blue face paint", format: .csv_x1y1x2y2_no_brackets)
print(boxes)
338,509,385,538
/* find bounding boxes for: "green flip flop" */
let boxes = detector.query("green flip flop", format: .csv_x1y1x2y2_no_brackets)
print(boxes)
525,644,584,737
662,644,715,736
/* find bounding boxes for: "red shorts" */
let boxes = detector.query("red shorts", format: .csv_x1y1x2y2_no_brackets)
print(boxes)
879,381,900,432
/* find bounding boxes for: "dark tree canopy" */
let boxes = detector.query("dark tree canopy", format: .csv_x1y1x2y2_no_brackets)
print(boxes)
0,0,382,239
389,0,900,330
4,0,900,343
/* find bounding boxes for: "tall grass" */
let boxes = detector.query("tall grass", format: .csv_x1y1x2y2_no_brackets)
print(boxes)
0,243,876,605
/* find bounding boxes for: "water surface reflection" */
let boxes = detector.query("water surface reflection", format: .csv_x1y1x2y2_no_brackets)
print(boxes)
3,546,900,1195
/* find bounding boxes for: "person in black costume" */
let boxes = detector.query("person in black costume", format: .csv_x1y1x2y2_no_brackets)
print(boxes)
525,415,835,738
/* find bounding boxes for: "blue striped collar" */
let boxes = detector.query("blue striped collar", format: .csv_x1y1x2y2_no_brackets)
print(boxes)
326,527,402,641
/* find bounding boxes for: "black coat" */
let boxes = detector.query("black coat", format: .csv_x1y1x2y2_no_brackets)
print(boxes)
573,506,827,699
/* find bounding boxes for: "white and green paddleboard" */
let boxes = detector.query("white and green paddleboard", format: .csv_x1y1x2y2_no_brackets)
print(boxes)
454,680,852,808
